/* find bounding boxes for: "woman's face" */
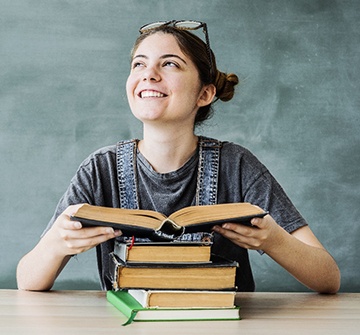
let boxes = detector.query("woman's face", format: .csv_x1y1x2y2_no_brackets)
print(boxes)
126,32,209,127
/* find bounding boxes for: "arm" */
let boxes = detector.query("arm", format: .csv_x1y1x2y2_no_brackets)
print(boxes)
212,215,341,294
17,204,121,291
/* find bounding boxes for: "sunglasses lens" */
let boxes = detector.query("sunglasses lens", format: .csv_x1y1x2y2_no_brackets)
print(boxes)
139,21,168,33
174,20,202,30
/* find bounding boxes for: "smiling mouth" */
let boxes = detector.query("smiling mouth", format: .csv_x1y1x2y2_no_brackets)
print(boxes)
139,90,167,98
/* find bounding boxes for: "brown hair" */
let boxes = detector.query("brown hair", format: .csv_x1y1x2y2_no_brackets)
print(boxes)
130,26,239,126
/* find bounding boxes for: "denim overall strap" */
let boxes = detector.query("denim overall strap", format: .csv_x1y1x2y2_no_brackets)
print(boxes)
196,136,222,206
116,139,139,209
116,137,222,209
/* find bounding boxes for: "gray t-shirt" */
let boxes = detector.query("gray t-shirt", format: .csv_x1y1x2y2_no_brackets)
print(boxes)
44,140,307,291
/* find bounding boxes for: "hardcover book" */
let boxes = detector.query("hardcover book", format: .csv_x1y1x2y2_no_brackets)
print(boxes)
128,289,236,309
71,202,267,240
107,290,240,325
108,253,238,291
114,240,212,263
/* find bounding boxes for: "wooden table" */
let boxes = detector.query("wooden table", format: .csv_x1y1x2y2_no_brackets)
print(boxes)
0,290,359,334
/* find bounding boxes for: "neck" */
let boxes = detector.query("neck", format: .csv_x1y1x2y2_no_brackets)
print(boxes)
139,125,198,173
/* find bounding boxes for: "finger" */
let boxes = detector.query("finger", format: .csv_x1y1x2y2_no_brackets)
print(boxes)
251,214,273,228
58,214,82,230
63,203,85,216
250,217,262,227
212,224,248,241
77,226,121,239
216,222,255,235
65,229,122,254
60,204,86,230
213,222,261,244
212,225,255,249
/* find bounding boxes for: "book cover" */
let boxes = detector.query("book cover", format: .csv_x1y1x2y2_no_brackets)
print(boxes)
107,290,241,325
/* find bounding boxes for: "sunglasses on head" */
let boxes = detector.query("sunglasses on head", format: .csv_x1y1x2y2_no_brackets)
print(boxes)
139,20,214,78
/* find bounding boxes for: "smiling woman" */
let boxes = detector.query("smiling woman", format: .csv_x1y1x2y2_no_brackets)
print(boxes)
130,23,239,127
126,32,215,131
17,20,340,294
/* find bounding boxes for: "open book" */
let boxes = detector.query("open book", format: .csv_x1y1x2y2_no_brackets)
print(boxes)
71,202,267,240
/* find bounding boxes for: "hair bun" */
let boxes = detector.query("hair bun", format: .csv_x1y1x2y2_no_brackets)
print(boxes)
214,71,239,102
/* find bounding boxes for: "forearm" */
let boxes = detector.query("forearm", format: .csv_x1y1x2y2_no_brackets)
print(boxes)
17,237,70,291
213,217,341,293
17,205,121,291
264,228,341,294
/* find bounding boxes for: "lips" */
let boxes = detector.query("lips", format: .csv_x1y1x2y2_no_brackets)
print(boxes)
139,90,167,98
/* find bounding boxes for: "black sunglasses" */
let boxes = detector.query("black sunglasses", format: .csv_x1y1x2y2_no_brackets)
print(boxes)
139,20,214,78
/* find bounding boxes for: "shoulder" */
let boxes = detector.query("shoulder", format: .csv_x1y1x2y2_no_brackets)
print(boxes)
221,140,255,157
219,140,307,232
220,140,268,172
218,140,272,197
78,144,117,170
76,138,138,173
81,139,139,165
83,144,117,163
75,139,140,175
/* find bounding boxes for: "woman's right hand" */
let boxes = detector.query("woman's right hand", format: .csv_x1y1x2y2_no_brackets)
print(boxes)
46,204,122,257
17,204,121,291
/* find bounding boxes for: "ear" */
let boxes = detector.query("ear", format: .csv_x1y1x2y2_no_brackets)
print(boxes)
197,84,216,107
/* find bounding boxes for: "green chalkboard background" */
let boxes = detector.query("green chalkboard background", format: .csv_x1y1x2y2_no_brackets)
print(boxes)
1,0,359,291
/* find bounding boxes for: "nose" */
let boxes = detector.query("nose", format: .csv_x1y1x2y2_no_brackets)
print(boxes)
142,66,161,82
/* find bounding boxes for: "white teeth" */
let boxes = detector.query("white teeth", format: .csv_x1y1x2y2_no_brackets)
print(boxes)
140,90,165,98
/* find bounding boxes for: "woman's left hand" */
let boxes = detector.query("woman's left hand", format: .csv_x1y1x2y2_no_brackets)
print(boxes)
212,214,284,253
212,213,341,294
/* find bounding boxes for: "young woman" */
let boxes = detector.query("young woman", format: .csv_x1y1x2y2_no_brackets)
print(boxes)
17,21,340,293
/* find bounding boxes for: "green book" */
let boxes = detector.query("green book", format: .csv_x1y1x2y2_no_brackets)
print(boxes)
106,290,241,326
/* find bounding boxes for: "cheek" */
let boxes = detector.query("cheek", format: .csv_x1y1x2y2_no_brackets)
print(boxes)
125,76,133,96
126,76,139,109
126,71,140,92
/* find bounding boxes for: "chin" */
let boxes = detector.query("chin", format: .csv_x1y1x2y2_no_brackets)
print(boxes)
132,112,163,123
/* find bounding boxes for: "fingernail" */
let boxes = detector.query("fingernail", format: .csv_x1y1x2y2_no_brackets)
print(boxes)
114,230,122,236
106,228,114,234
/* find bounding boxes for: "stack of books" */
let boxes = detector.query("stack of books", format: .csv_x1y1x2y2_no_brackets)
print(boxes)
106,240,240,325
70,202,267,325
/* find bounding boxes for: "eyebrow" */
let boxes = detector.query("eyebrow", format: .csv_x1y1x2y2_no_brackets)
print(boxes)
132,54,187,65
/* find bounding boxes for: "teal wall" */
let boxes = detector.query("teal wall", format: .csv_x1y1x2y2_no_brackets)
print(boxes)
1,0,359,291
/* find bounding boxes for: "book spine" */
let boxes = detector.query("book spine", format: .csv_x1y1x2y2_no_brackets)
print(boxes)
106,291,140,326
109,253,121,291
